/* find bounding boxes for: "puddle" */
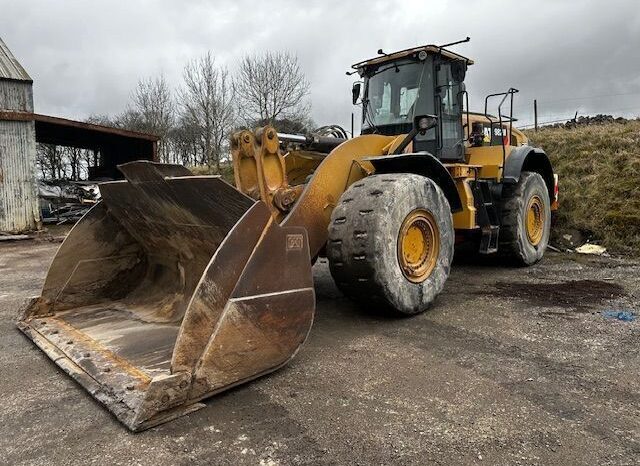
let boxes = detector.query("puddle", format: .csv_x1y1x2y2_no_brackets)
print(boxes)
486,279,626,312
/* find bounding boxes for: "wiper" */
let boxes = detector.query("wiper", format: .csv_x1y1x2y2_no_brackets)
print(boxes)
361,98,379,134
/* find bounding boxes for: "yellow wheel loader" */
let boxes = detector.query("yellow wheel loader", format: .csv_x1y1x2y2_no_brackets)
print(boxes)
18,41,558,431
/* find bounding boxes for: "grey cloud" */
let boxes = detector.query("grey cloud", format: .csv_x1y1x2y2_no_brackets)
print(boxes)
1,0,639,130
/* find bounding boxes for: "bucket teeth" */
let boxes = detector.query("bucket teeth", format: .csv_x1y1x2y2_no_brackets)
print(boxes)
18,161,315,431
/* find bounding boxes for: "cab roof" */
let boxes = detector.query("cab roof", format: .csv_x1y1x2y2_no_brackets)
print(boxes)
351,44,474,71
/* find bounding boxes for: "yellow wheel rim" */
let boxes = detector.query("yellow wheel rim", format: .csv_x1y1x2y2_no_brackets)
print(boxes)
397,209,440,283
526,195,545,246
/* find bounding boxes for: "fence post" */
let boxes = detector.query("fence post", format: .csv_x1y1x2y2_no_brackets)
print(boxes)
534,99,538,132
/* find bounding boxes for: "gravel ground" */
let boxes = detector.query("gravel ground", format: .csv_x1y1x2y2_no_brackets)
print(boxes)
0,239,638,465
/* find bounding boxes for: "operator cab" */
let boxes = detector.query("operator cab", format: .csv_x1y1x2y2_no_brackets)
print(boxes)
352,45,473,161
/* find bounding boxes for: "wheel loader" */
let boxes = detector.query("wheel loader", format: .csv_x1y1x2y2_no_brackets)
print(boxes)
18,41,557,431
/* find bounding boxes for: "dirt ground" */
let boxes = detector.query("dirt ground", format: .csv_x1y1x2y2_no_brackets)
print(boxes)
1,239,638,465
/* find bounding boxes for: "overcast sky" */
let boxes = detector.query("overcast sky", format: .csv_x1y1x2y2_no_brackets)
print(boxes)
2,0,639,131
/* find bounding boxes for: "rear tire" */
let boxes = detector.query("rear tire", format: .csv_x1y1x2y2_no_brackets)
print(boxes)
499,171,551,265
327,174,454,315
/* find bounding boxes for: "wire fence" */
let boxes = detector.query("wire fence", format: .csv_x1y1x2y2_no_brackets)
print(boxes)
509,90,640,130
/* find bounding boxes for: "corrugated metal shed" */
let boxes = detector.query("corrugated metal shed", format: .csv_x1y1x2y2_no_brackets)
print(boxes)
0,38,158,233
0,38,33,82
0,38,32,82
0,37,33,112
0,37,39,232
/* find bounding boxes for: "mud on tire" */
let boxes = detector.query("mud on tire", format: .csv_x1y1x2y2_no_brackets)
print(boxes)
327,174,454,315
499,171,551,265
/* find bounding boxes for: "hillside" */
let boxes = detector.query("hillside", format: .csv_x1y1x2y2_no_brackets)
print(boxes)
525,119,640,256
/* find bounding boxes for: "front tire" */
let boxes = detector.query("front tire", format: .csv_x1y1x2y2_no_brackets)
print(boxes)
499,171,551,265
327,174,454,315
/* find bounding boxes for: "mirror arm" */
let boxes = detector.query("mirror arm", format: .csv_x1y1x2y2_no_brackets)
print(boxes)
391,127,419,155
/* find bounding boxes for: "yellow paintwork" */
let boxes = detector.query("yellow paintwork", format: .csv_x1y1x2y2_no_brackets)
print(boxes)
282,134,396,256
231,127,287,218
231,110,547,245
451,177,477,229
403,226,425,264
526,194,544,245
465,146,511,179
231,126,509,237
283,150,324,186
398,209,439,283
231,127,305,221
443,163,479,229
464,113,528,146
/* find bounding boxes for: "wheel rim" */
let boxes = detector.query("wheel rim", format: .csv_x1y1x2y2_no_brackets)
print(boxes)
397,209,440,283
526,195,545,246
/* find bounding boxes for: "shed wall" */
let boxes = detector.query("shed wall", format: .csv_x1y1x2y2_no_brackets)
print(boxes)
0,119,39,231
0,79,39,232
0,79,33,111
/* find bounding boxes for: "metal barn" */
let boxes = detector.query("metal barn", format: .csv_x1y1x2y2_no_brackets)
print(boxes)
0,37,39,232
0,37,158,234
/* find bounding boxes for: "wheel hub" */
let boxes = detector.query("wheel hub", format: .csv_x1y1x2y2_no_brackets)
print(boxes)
398,209,439,283
526,195,545,246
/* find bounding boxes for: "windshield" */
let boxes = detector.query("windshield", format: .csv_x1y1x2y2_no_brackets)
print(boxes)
362,58,434,132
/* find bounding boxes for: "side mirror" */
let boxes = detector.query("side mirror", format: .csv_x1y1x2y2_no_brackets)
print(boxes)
352,82,362,105
413,114,439,135
391,114,439,155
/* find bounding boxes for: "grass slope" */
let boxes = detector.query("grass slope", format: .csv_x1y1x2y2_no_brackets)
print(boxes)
525,121,640,256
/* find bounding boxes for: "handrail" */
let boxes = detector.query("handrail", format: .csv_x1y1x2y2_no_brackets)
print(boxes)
434,93,444,150
457,89,470,141
484,88,519,181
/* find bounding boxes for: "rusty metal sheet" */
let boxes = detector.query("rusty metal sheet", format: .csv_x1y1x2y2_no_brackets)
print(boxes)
0,118,39,232
171,201,272,373
190,289,314,398
18,314,205,431
190,223,314,399
35,201,143,313
18,161,315,431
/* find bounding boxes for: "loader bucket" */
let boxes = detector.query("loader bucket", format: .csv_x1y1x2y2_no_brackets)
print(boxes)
17,161,315,431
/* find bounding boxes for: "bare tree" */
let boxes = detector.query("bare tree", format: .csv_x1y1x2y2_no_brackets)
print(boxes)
85,114,115,127
62,146,83,181
81,149,98,178
169,116,201,166
178,52,235,171
36,143,96,181
36,144,65,179
129,75,175,162
234,51,310,124
114,109,146,132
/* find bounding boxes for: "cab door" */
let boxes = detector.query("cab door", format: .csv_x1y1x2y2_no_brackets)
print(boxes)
434,60,465,161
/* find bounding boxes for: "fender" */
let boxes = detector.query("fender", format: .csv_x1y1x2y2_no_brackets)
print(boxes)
365,153,463,213
503,146,555,200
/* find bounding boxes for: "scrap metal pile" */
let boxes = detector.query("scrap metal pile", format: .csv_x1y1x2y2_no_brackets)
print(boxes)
38,180,100,224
